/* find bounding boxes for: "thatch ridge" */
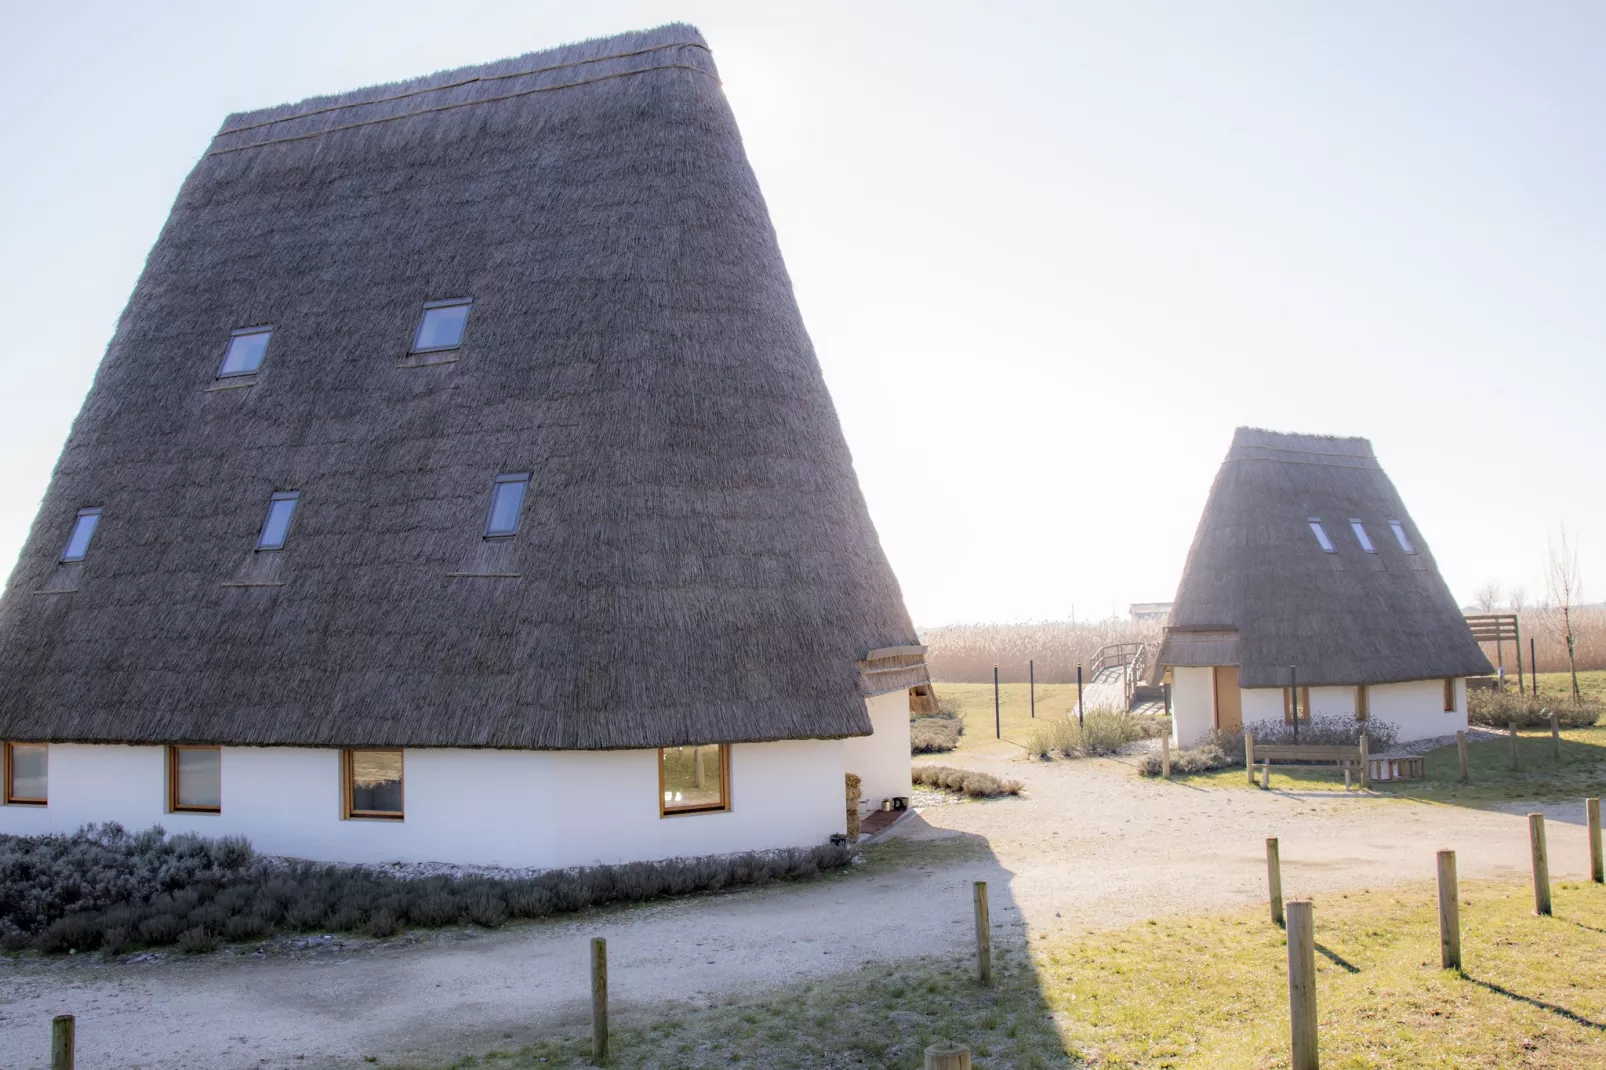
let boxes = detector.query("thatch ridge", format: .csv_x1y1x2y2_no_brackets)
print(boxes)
1152,426,1491,688
0,25,924,749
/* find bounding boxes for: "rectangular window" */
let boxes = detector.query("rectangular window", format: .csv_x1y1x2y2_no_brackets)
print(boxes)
660,744,730,816
1389,520,1416,554
1282,687,1311,724
344,749,404,819
60,508,102,562
1349,519,1376,553
484,474,530,537
218,326,272,377
169,746,222,813
1444,678,1456,712
4,743,47,805
411,299,473,353
257,491,300,550
1355,685,1369,722
1307,519,1336,553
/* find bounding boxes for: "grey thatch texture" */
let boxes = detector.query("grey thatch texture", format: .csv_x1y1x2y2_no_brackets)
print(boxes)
0,25,924,750
1151,427,1492,688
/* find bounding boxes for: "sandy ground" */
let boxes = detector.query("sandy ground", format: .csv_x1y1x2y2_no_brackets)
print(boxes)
0,750,1596,1069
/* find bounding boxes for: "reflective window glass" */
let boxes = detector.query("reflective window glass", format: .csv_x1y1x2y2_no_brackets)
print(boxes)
412,301,472,353
1307,519,1336,553
172,747,222,811
1349,519,1376,553
661,744,728,815
485,475,529,537
1389,520,1416,554
61,508,101,562
257,492,300,550
218,328,272,377
347,749,404,817
7,743,47,803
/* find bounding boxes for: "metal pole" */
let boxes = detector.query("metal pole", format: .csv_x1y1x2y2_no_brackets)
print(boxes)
1516,621,1526,696
1029,659,1035,718
1077,664,1084,730
993,666,1000,740
1531,637,1538,695
1290,665,1299,743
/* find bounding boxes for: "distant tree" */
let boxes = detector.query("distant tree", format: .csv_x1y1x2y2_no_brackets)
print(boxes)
1509,586,1529,613
1544,528,1583,702
1474,580,1502,613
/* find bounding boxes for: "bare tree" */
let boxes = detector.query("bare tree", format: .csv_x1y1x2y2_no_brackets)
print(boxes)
1544,528,1583,702
1509,585,1529,613
1474,580,1502,612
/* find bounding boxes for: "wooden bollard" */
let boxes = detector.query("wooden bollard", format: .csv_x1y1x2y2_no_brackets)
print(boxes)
1436,850,1460,970
1589,798,1603,884
1551,712,1561,761
924,1042,973,1070
1509,722,1520,771
1456,731,1469,783
1529,813,1552,916
1245,731,1256,785
973,881,991,984
1285,900,1319,1070
1261,761,1271,791
591,937,608,1062
1266,837,1284,926
1161,735,1171,779
52,1014,74,1070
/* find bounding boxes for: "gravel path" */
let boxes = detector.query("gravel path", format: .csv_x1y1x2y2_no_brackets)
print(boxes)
0,752,1594,1069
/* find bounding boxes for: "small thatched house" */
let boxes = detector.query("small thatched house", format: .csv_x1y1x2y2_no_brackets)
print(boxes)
0,25,925,867
1152,428,1491,748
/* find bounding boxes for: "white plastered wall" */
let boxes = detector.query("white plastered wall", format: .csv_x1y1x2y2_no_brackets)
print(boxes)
0,740,848,869
1239,678,1467,744
842,690,912,810
1170,666,1216,747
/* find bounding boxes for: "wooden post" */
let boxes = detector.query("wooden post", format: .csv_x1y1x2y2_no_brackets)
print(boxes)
1551,711,1561,762
1529,813,1552,916
1245,731,1256,785
591,937,608,1062
1359,733,1370,789
1589,798,1603,884
1266,837,1284,926
1456,731,1469,783
1285,900,1319,1070
1436,849,1461,970
993,666,1000,740
924,1042,973,1070
1030,659,1035,719
1343,767,1351,791
1161,735,1171,779
1509,722,1520,771
52,1015,74,1070
973,881,991,984
1261,761,1271,790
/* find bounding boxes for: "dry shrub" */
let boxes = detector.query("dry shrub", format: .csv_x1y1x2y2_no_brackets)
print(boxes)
1467,690,1601,729
1138,743,1230,777
922,619,1164,683
1027,710,1152,759
911,764,1022,797
911,716,962,754
0,824,857,954
845,773,861,840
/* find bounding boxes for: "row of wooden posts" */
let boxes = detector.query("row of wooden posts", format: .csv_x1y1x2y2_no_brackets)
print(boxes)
40,795,1603,1070
1266,797,1604,1069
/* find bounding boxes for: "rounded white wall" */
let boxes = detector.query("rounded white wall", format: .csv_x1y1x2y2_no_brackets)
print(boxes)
1240,678,1468,744
1170,666,1216,748
842,690,912,810
0,740,849,869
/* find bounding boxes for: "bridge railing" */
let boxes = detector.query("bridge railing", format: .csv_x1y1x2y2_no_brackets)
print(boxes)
1091,642,1148,711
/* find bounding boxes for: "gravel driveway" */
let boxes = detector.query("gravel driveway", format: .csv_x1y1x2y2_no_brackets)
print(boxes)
0,751,1593,1069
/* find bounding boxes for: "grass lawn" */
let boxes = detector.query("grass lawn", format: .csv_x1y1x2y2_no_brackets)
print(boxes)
926,682,1165,757
1527,669,1606,704
392,880,1606,1069
1186,726,1606,804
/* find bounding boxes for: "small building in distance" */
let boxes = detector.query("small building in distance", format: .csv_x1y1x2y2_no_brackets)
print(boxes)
0,25,924,867
1150,428,1491,748
1129,602,1173,621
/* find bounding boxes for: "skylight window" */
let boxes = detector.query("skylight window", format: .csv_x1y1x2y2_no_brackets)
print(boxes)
1389,520,1416,554
218,326,272,377
61,508,101,562
484,474,530,538
1307,518,1335,553
256,491,300,550
411,299,472,354
1349,519,1376,553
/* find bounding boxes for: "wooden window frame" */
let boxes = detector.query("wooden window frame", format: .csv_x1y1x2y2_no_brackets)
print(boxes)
1282,687,1312,725
167,745,222,814
658,744,731,818
1443,678,1456,713
1355,685,1369,722
3,742,48,806
341,748,405,821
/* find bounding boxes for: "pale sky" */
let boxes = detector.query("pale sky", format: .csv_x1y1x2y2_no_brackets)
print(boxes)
2,1,1601,627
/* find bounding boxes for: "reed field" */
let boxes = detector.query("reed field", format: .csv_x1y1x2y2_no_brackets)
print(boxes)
921,619,1163,684
1476,607,1606,674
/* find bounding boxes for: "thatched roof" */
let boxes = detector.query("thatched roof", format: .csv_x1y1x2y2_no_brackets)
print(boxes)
1151,427,1491,688
0,25,924,750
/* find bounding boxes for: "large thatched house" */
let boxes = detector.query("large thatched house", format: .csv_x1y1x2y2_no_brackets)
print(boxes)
0,25,925,867
1152,428,1491,747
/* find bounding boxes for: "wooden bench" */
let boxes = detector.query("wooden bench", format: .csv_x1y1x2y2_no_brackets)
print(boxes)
1245,737,1368,788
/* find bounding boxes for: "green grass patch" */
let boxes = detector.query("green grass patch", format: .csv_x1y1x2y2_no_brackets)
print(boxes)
395,880,1606,1069
934,683,1165,756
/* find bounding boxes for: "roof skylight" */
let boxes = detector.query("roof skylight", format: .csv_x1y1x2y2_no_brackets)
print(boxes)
61,507,102,562
1349,519,1376,553
1389,520,1416,554
218,326,272,377
484,474,530,538
411,299,472,354
257,491,300,551
1307,518,1336,553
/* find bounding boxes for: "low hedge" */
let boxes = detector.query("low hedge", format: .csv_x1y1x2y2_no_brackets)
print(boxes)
1137,743,1231,777
0,824,855,955
1468,690,1601,729
911,764,1022,797
911,716,963,754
